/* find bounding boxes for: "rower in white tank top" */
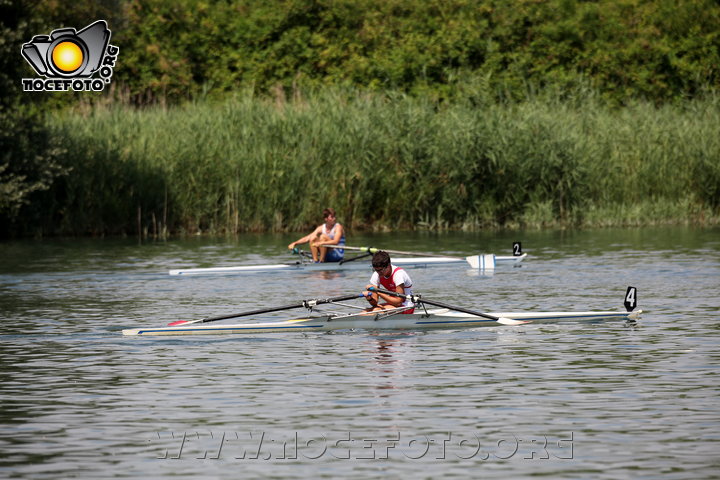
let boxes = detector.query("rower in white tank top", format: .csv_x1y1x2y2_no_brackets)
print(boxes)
287,208,346,262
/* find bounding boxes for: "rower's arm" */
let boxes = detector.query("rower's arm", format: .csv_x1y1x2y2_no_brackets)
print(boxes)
363,284,379,307
378,284,405,307
288,226,321,248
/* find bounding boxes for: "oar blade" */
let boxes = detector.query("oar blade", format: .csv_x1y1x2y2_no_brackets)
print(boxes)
168,320,191,326
465,254,496,269
496,317,528,326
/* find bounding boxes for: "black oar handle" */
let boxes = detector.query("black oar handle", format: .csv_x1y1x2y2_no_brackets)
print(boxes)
415,298,501,322
198,293,363,324
368,287,500,322
367,286,419,302
338,252,373,265
199,303,305,323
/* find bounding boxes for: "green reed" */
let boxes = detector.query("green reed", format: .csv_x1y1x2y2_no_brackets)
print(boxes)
44,88,719,235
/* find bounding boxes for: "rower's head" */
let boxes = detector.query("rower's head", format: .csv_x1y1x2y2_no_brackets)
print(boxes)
372,251,391,275
323,208,336,224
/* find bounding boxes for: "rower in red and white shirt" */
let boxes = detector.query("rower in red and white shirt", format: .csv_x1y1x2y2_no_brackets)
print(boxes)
363,251,415,314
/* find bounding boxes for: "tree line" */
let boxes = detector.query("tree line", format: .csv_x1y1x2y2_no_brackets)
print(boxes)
1,0,718,236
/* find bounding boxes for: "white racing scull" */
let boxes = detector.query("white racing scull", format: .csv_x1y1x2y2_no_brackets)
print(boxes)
122,287,640,336
168,243,527,276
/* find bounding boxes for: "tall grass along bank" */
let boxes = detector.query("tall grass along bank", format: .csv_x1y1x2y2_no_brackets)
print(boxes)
27,89,720,236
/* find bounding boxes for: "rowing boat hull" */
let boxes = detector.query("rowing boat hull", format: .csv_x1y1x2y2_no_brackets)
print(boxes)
168,254,526,276
122,308,641,336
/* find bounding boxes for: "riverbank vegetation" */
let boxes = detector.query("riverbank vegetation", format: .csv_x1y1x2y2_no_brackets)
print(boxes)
1,0,719,236
25,88,719,235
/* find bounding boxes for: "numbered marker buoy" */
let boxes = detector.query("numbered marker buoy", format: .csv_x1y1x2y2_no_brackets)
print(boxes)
624,286,637,312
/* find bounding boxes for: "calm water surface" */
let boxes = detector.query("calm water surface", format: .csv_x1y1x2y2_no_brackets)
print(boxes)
1,227,718,479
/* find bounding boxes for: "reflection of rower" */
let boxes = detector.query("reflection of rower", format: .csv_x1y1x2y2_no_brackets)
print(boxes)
372,339,401,392
362,251,415,314
287,208,345,262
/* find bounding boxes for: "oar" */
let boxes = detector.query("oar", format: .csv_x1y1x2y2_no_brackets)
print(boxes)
339,252,373,265
321,245,492,269
168,293,364,326
323,244,459,258
368,287,526,326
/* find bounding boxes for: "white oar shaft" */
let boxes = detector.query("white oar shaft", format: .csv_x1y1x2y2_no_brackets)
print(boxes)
322,245,495,269
322,244,462,259
368,287,524,325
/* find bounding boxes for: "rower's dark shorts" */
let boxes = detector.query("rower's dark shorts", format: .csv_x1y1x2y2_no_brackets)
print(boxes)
324,248,344,262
